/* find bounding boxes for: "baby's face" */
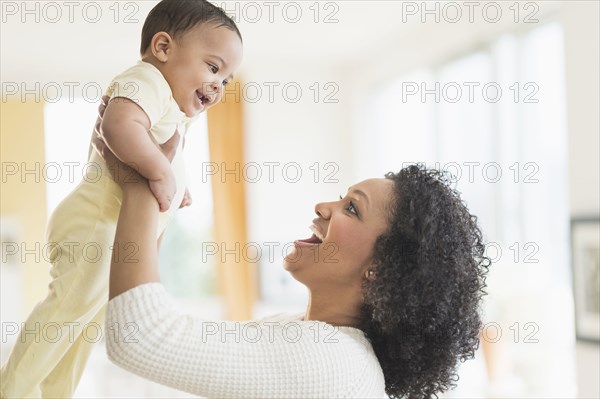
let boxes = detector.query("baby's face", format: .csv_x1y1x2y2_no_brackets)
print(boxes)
161,23,243,117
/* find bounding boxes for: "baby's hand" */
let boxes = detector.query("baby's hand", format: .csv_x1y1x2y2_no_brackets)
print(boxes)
149,171,177,212
179,187,192,208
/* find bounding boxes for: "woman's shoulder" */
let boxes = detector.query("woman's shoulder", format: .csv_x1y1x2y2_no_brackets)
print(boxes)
253,311,304,324
253,312,364,337
252,312,381,369
249,312,386,397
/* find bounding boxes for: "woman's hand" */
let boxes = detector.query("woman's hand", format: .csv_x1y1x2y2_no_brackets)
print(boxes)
92,95,181,195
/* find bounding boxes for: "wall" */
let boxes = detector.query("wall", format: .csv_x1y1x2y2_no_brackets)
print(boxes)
562,2,600,398
0,100,48,318
242,61,355,310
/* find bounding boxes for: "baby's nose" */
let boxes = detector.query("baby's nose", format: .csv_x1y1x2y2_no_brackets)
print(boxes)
212,80,223,93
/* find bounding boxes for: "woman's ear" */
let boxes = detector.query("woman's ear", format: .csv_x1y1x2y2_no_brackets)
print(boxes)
150,32,174,62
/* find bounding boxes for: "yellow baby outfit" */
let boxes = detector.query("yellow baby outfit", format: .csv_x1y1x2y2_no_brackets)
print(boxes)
1,61,195,399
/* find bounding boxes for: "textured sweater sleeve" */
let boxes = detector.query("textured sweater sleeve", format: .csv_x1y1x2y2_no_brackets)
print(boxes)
105,283,386,399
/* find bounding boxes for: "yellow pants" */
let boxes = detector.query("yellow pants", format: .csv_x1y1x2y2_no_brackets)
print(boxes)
0,150,182,399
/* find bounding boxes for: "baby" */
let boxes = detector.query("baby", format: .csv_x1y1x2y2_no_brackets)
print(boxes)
0,1,243,398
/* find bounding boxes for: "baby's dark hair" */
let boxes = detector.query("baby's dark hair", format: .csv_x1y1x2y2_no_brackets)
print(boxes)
140,0,242,56
359,164,491,398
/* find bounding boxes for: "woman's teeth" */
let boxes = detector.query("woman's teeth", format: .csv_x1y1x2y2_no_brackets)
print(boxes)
309,225,324,242
293,225,324,247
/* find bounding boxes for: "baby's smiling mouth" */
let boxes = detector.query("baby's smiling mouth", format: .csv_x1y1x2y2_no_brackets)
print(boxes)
196,90,210,105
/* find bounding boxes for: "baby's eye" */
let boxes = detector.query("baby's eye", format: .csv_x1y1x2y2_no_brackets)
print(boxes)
209,64,218,73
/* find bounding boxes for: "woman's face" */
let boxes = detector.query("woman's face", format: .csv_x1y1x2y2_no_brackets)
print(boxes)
284,178,394,290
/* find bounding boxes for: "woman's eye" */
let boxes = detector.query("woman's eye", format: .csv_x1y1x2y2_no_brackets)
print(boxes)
222,79,230,86
339,195,358,216
209,64,218,73
348,201,358,216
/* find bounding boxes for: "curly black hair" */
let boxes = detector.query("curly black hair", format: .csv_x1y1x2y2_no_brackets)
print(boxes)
359,164,491,399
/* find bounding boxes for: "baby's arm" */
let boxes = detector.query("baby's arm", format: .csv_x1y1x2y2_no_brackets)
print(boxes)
100,97,175,212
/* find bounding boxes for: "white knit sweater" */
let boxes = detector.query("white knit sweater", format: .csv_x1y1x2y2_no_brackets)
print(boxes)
105,283,387,398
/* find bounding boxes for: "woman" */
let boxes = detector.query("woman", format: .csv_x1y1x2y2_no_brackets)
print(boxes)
95,112,490,399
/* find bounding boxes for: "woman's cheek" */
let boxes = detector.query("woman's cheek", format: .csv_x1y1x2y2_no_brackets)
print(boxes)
338,226,372,264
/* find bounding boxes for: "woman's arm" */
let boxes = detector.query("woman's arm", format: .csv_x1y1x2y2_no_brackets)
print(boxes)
109,179,160,299
105,283,379,398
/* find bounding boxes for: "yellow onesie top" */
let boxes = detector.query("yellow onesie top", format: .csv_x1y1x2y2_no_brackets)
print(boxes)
82,60,196,237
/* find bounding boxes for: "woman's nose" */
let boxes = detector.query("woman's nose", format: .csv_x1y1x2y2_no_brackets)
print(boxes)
314,201,331,219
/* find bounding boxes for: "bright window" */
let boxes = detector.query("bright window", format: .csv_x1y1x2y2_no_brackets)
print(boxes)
364,22,574,397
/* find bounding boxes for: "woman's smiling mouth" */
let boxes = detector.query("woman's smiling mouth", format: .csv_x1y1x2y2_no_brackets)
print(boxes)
294,224,325,247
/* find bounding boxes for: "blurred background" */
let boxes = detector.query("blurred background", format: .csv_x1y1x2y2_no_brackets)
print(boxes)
1,0,598,397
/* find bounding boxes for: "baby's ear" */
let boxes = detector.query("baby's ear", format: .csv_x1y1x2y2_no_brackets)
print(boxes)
150,32,173,62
